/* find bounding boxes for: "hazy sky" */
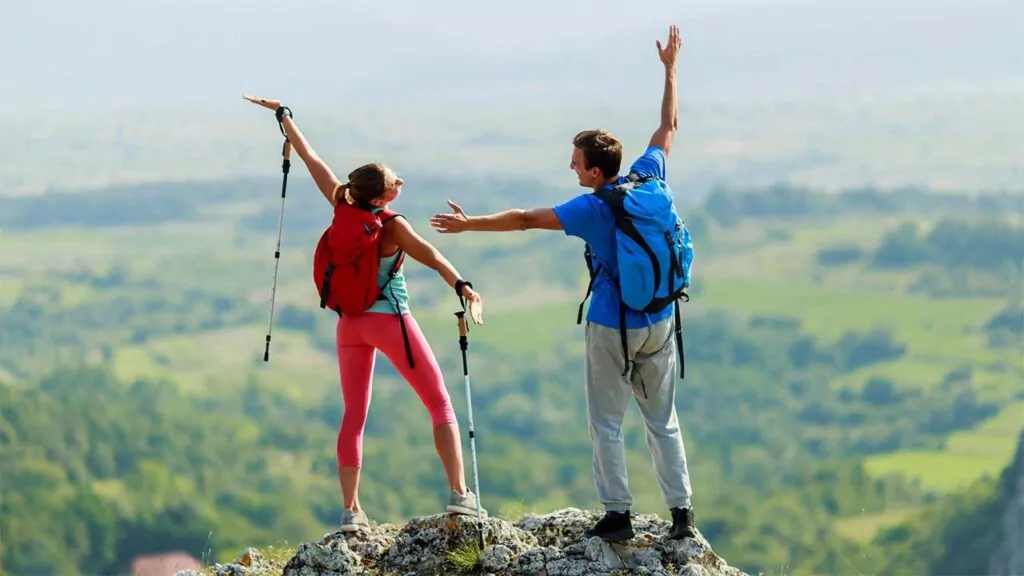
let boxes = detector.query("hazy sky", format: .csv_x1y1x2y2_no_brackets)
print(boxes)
4,0,1022,115
1,0,1021,195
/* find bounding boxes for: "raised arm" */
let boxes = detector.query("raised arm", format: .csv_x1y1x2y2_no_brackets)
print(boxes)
242,95,343,205
647,25,682,157
278,114,344,205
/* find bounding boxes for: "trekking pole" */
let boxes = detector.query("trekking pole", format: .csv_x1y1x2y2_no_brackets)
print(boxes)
454,284,485,550
263,134,292,362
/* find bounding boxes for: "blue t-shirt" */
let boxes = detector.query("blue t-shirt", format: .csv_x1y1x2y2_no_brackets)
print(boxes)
552,145,675,330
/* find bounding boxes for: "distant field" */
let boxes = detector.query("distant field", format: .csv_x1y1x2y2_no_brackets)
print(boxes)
112,327,338,400
689,213,1022,500
833,508,918,544
864,402,1024,494
698,275,1021,496
700,216,935,300
698,278,1006,361
4,197,1020,526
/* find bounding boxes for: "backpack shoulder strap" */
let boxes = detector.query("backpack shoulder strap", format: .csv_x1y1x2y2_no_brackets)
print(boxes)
593,184,627,215
375,208,415,369
576,243,601,325
593,172,658,214
376,209,407,274
378,209,405,225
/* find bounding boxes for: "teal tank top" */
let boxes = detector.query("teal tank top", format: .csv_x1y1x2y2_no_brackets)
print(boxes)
366,209,410,315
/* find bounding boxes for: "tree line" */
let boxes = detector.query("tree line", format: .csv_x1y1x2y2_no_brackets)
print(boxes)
2,299,1007,575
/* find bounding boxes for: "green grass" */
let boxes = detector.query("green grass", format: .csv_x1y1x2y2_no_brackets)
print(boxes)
833,509,918,544
864,402,1024,494
0,274,23,304
446,543,483,572
944,402,1024,459
0,223,244,271
864,451,1003,494
113,327,338,401
830,360,954,393
417,298,580,358
106,298,583,406
5,203,1019,529
698,278,1006,364
700,215,919,288
696,245,1021,497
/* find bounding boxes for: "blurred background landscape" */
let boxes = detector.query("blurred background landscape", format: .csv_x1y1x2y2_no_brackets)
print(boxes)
1,0,1022,574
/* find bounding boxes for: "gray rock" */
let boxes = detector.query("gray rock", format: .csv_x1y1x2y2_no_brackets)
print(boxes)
249,507,750,576
480,544,514,572
283,533,367,576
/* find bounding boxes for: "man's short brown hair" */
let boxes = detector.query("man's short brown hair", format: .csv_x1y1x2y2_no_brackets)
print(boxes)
572,129,623,178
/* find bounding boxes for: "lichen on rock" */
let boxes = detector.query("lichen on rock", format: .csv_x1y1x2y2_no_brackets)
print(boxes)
180,507,749,576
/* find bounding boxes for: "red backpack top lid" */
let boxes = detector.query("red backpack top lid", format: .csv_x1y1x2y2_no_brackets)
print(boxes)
313,201,404,316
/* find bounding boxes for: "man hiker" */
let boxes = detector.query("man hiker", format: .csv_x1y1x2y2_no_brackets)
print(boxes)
430,24,697,542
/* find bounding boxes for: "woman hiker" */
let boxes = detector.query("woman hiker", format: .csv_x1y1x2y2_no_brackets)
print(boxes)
243,95,487,531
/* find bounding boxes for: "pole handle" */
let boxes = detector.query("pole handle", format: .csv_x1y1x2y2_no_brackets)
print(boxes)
455,310,468,338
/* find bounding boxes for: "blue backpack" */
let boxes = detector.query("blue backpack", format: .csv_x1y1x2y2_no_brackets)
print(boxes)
576,172,695,382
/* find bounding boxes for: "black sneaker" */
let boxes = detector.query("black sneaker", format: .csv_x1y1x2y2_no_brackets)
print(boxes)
583,510,635,542
668,507,696,540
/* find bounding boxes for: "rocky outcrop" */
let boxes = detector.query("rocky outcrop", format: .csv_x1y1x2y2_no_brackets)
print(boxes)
185,507,748,576
989,429,1024,576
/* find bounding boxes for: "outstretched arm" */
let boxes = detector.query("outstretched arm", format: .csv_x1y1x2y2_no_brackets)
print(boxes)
242,95,343,205
390,217,484,323
430,201,562,233
648,25,682,157
391,217,463,286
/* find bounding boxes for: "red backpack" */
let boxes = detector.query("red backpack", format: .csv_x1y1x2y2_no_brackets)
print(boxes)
313,201,405,316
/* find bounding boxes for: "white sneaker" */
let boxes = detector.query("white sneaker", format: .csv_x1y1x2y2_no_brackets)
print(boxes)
447,490,488,517
340,508,369,532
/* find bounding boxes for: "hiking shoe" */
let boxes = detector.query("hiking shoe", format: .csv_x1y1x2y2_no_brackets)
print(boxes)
669,506,696,540
583,510,635,542
340,508,369,532
447,490,488,517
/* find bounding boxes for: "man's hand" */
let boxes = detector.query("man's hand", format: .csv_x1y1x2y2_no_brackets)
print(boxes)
656,24,682,68
649,24,681,156
430,200,471,234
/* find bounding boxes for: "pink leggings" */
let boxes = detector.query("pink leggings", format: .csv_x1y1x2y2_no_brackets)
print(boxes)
335,311,457,468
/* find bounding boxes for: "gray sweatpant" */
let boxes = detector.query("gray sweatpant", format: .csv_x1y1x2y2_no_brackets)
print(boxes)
585,316,693,513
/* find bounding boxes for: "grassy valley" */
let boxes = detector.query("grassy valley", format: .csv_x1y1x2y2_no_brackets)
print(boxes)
1,174,1021,575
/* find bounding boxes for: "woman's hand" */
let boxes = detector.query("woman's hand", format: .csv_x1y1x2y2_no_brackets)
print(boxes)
243,94,283,112
462,286,484,325
242,94,342,204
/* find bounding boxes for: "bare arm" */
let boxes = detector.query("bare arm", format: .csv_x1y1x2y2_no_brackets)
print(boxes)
648,25,682,157
390,218,465,290
279,115,344,205
647,66,678,156
430,205,562,233
472,208,562,231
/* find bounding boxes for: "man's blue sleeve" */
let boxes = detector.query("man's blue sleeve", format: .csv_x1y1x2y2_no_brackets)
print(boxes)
552,193,601,241
629,145,667,180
